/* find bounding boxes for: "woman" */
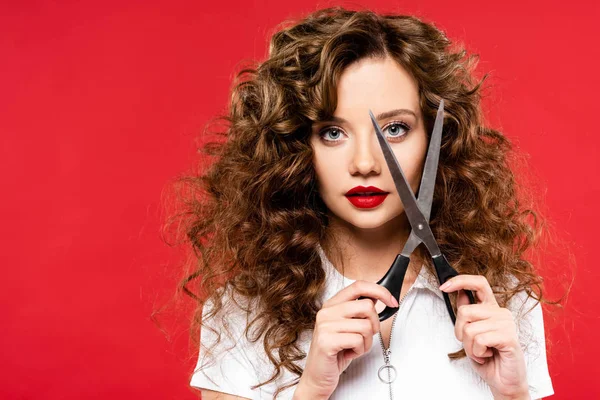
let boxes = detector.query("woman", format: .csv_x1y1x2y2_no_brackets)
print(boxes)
175,7,554,400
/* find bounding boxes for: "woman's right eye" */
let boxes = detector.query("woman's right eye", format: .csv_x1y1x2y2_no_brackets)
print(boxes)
319,127,346,142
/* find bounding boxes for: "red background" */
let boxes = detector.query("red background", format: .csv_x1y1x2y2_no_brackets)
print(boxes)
2,0,598,399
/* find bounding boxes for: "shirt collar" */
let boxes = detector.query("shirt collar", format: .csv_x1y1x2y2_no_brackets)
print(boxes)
317,244,445,301
414,264,445,300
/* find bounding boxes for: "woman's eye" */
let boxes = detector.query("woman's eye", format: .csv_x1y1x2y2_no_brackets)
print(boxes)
383,122,410,140
318,121,410,143
320,127,345,142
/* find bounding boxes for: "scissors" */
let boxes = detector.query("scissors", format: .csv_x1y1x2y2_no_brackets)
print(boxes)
360,99,476,323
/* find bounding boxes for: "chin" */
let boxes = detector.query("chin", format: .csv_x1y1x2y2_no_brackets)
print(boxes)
350,217,396,230
332,208,401,231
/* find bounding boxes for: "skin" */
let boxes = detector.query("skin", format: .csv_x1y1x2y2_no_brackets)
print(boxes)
441,276,531,400
201,56,532,399
310,55,428,285
295,56,531,400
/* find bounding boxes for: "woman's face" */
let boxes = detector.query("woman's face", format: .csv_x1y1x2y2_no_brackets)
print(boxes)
310,56,428,232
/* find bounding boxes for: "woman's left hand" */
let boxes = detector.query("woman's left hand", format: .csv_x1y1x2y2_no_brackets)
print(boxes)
440,275,531,400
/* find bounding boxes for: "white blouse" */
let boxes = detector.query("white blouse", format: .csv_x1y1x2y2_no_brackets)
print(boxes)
190,247,554,399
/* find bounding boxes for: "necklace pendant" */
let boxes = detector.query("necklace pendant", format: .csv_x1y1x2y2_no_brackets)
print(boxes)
377,363,397,384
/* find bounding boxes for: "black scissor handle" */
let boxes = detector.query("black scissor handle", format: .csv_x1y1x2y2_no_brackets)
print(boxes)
358,254,410,322
432,254,476,325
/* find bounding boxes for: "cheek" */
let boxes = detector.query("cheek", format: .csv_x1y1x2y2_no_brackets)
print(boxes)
312,149,336,191
403,158,424,185
312,141,349,185
396,142,427,188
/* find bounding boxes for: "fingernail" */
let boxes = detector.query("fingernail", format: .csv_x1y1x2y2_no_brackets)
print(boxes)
439,281,452,291
391,295,399,307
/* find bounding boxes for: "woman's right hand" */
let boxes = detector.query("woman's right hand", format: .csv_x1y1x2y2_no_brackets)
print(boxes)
293,281,399,399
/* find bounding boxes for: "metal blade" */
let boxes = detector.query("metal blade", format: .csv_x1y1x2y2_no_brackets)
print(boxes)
401,100,445,256
417,99,444,223
401,230,421,256
369,107,442,257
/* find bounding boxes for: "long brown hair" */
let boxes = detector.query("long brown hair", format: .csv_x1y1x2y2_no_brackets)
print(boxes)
162,6,566,398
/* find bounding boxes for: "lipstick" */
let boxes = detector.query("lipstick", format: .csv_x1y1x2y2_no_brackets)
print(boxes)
345,186,389,209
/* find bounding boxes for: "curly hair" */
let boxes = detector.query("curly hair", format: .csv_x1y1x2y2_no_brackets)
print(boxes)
163,6,562,398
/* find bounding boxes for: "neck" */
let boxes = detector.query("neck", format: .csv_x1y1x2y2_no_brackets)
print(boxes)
322,213,421,284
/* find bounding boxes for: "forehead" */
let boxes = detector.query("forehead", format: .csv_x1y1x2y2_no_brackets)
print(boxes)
334,56,421,118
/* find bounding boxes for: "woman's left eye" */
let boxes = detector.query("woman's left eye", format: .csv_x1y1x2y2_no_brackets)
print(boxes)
383,121,411,141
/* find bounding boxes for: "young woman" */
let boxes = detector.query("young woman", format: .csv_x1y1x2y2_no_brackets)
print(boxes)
175,7,554,400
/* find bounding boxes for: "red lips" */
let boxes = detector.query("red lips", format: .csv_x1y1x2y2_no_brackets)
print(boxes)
345,186,389,209
345,186,387,196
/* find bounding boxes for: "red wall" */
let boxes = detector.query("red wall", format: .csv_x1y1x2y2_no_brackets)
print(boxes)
2,1,598,398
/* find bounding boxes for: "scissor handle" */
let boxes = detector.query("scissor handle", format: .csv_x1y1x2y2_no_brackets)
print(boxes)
358,254,410,322
432,254,477,324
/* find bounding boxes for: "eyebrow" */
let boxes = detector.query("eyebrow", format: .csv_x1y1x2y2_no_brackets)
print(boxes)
322,108,418,124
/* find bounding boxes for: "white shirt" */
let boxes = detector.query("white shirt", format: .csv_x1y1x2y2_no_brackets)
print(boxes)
190,247,554,399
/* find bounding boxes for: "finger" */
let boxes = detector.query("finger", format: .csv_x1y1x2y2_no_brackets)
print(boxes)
472,336,494,359
439,275,498,306
472,315,521,354
460,319,498,359
317,299,380,334
330,318,374,354
461,327,486,364
472,330,516,358
456,289,472,309
332,299,381,334
324,280,399,309
328,332,365,359
454,304,497,342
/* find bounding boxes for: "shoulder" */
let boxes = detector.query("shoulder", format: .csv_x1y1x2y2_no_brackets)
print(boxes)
503,277,554,398
202,286,255,327
192,285,312,398
503,276,545,343
200,285,262,357
191,287,267,398
503,274,542,318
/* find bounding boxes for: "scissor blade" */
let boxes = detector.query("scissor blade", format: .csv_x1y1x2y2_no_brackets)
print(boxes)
417,100,444,223
400,100,444,256
369,108,442,257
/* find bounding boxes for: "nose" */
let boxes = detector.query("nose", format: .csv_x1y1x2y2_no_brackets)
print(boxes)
349,131,381,176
